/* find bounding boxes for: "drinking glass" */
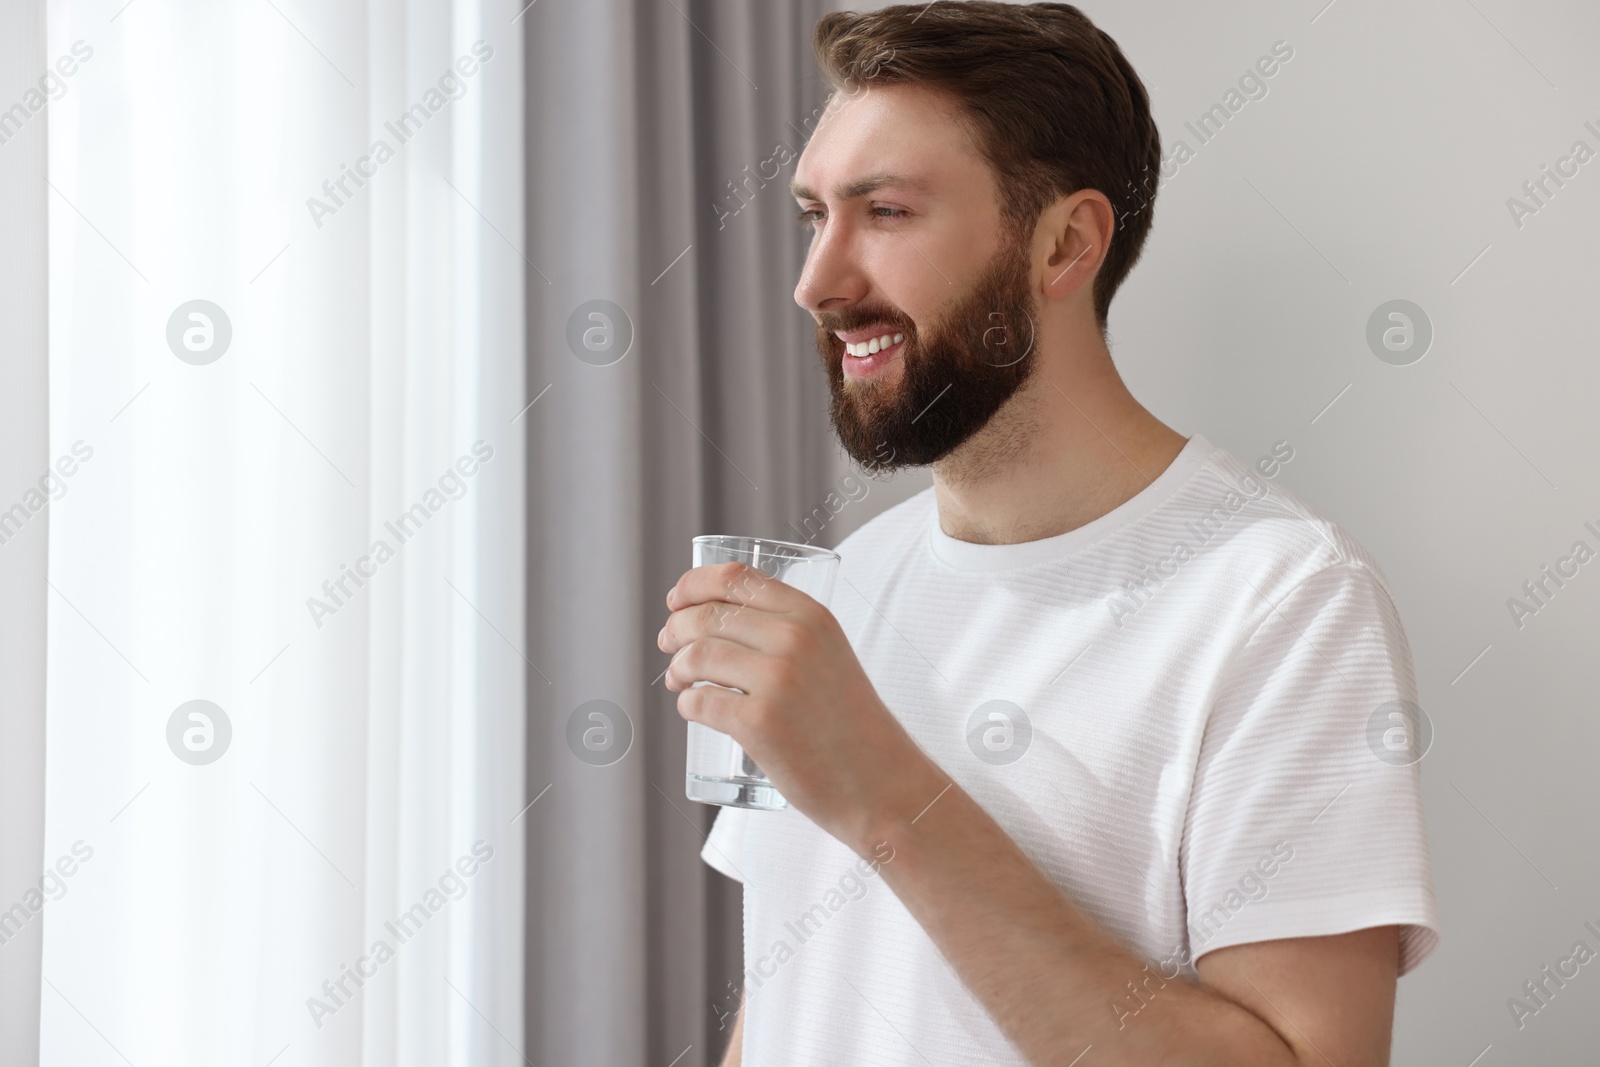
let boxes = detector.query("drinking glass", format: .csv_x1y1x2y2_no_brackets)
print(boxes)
682,534,840,810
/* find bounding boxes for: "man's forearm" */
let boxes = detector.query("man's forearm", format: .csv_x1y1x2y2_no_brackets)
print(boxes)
849,757,1302,1066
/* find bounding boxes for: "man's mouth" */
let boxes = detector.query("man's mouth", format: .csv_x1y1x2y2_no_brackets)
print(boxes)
839,331,906,381
842,331,904,358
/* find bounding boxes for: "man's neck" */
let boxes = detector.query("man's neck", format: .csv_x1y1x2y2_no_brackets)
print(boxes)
929,344,1187,547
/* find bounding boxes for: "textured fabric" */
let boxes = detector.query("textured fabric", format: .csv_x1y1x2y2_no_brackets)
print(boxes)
702,432,1440,1065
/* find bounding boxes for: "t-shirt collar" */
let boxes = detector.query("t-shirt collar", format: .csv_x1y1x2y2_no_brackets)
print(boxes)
926,432,1215,573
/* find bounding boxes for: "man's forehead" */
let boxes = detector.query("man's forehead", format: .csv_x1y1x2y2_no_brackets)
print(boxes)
791,85,979,201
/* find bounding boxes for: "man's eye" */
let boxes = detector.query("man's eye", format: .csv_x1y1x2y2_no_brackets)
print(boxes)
793,206,909,227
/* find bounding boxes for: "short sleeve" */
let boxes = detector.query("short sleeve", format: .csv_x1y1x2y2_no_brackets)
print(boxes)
1181,561,1441,976
701,804,750,884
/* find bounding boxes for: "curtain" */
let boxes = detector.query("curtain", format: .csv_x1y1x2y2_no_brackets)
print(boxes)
38,1,525,1065
0,3,50,1061
523,1,837,1063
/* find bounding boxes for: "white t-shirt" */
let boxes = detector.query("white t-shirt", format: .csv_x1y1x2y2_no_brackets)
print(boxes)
702,432,1441,1065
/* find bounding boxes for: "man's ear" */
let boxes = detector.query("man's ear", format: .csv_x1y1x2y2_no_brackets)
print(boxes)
1039,190,1112,302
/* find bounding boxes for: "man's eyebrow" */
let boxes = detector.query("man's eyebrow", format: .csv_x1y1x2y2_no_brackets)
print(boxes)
789,173,935,202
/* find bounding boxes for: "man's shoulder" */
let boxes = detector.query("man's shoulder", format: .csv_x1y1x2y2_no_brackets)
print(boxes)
1181,443,1401,610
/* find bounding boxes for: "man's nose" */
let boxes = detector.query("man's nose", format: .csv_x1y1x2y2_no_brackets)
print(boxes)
793,217,866,314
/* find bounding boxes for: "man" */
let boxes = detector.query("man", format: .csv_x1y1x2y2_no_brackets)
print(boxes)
657,3,1439,1064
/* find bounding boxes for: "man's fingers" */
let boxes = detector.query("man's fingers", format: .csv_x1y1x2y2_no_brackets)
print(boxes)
675,672,748,735
663,636,765,694
667,561,794,613
660,597,791,655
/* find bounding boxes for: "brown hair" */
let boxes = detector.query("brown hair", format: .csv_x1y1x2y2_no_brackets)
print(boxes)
811,2,1161,333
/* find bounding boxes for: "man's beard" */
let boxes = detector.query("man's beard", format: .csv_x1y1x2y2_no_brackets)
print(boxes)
815,226,1039,474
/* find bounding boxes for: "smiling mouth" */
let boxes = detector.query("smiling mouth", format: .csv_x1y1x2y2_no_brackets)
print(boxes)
839,334,906,380
842,331,905,358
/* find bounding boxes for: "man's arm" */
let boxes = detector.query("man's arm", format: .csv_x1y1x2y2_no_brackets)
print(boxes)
716,996,744,1067
1197,926,1398,1066
860,758,1399,1066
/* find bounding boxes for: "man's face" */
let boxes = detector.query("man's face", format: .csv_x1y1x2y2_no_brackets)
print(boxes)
792,83,1039,472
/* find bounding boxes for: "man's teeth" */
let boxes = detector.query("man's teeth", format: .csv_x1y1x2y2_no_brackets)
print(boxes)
845,332,905,358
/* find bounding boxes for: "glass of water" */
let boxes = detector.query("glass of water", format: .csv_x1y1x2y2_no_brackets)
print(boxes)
683,534,840,811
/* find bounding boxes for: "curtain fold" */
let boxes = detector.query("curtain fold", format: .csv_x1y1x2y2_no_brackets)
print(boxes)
40,2,524,1064
524,1,835,1063
0,3,50,1062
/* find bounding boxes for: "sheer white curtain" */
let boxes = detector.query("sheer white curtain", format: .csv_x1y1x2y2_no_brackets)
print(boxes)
41,1,524,1064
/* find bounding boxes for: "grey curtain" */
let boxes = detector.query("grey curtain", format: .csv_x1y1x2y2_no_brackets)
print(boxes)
0,2,49,1061
524,1,836,1063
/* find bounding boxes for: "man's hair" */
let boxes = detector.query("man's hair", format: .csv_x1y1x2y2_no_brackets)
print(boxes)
812,2,1161,333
